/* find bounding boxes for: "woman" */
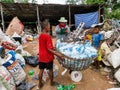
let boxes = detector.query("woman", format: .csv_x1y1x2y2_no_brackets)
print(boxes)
55,17,70,40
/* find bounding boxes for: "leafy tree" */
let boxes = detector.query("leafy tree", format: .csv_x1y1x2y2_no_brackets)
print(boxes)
66,0,80,4
85,0,120,19
0,0,14,3
107,2,120,19
85,0,104,4
0,0,37,3
31,0,37,3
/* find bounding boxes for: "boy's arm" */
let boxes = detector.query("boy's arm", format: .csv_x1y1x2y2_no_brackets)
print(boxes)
99,34,104,49
48,48,64,60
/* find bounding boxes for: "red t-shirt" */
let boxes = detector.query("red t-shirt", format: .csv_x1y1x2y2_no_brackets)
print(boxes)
39,33,54,63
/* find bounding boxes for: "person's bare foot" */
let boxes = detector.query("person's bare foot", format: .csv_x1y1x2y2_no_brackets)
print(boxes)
38,83,44,89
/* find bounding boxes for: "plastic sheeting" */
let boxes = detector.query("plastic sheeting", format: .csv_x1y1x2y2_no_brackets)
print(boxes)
74,11,98,29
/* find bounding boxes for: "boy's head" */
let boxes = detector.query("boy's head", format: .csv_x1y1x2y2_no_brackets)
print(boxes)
93,26,100,34
41,19,50,32
91,23,103,34
92,25,101,34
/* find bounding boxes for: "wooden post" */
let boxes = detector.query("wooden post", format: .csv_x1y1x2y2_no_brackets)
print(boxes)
98,5,101,23
0,3,5,32
68,5,71,28
36,5,41,34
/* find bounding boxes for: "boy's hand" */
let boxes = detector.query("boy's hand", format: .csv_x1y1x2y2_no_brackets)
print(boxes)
56,52,64,60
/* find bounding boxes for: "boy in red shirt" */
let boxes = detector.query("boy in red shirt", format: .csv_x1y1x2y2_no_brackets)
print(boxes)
38,20,63,89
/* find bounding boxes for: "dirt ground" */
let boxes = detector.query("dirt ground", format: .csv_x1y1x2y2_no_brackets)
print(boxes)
23,38,114,90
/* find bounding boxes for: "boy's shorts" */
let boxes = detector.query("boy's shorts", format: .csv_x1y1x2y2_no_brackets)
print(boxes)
39,61,53,69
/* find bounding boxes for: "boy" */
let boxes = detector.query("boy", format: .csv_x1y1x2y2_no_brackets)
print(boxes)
38,19,63,89
92,25,104,69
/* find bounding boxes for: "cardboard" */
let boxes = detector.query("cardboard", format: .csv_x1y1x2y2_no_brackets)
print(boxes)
6,17,24,36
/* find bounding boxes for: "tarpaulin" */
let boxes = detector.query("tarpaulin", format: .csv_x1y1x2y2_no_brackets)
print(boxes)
74,11,99,29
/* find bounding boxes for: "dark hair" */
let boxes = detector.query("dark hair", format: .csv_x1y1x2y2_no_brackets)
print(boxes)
94,24,103,28
41,19,50,30
94,25,100,28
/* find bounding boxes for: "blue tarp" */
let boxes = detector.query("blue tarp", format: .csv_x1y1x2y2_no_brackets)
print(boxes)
74,11,99,29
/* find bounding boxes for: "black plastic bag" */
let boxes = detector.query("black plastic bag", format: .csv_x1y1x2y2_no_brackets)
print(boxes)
24,56,39,67
17,80,36,90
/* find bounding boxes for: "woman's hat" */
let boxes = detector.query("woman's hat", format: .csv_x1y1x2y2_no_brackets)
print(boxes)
58,17,67,22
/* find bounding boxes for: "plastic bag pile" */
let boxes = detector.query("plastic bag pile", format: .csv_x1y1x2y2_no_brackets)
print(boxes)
56,39,97,59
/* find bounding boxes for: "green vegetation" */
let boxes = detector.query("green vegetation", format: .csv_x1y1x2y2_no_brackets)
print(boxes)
66,0,80,4
85,0,120,19
0,0,37,3
0,0,14,3
85,0,104,4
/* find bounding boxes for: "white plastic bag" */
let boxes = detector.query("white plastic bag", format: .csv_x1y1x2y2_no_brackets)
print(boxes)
0,66,16,90
15,53,25,68
53,64,58,77
107,48,120,68
101,42,111,66
104,31,114,39
107,88,120,90
0,81,7,90
114,68,120,83
42,69,49,82
3,60,26,85
12,32,21,38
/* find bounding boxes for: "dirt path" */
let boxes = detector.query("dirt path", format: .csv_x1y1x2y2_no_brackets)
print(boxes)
23,38,114,90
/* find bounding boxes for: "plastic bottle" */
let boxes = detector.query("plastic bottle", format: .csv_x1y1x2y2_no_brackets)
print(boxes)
29,70,34,76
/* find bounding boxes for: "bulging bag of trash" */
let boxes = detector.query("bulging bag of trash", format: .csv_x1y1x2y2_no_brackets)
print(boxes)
17,81,36,90
107,48,120,68
104,31,114,39
15,53,25,68
3,59,26,85
24,56,39,67
0,81,7,90
0,66,16,90
114,68,120,83
1,41,17,50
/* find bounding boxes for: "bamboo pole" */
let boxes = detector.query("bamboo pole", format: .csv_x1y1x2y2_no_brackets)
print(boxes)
98,5,101,23
0,3,5,32
68,5,71,28
36,5,41,34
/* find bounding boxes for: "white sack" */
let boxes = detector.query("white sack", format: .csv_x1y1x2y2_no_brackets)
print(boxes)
107,48,120,68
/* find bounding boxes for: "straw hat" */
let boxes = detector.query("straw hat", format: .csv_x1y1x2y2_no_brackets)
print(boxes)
58,17,67,22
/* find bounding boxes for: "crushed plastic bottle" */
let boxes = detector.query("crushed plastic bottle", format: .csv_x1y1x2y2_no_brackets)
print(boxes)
28,70,35,76
57,84,75,90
